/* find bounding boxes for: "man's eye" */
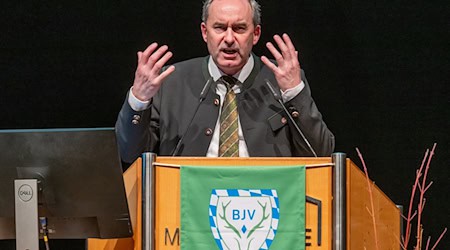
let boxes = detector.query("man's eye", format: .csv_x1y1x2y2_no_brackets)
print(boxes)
233,26,247,33
214,26,226,32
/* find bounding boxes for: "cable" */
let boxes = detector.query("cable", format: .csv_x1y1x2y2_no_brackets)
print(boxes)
39,217,50,250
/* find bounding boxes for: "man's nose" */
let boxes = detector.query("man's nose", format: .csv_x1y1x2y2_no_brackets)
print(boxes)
224,28,235,45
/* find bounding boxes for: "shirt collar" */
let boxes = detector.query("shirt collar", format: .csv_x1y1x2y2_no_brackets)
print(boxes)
208,55,254,83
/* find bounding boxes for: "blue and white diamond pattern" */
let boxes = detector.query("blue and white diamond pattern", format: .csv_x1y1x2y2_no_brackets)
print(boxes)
209,189,280,250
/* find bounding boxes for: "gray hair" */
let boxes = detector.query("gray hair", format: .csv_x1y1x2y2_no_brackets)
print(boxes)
201,0,261,26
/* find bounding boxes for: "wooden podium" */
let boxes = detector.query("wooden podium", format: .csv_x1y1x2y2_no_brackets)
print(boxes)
88,153,401,249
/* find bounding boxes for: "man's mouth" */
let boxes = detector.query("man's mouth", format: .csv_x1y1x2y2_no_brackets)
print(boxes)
222,48,238,55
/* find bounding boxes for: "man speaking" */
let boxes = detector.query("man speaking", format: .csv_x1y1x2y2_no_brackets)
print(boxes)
116,0,335,163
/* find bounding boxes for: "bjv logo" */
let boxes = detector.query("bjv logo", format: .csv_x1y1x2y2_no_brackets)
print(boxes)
209,189,280,250
232,209,256,220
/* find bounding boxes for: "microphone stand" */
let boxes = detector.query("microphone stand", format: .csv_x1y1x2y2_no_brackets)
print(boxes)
265,79,318,157
171,77,213,156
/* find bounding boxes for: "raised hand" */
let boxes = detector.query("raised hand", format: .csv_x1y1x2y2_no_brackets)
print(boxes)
261,34,301,91
132,42,175,101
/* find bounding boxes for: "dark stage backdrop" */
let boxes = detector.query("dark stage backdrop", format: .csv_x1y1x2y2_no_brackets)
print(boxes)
1,0,448,248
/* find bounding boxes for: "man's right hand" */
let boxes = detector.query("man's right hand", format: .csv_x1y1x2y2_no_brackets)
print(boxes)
132,42,175,101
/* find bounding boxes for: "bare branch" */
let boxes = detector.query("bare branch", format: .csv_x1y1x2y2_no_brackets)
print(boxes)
366,206,373,216
430,227,447,250
410,211,417,221
425,236,431,250
416,143,437,249
356,147,379,250
424,181,433,193
421,198,426,211
418,182,423,192
404,148,429,248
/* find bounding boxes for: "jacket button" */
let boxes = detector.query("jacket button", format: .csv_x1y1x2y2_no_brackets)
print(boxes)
214,98,220,106
291,111,300,118
281,117,287,124
132,114,141,125
205,128,213,136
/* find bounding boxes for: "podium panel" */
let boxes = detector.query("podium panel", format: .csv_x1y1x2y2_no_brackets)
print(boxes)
153,157,333,249
88,156,401,250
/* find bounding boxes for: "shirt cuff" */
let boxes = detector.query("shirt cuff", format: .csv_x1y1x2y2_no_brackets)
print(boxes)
281,81,305,102
128,87,151,111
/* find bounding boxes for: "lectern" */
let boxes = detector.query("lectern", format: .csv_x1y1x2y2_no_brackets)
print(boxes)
88,153,401,249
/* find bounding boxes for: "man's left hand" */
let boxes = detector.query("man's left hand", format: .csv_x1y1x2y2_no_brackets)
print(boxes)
261,33,301,91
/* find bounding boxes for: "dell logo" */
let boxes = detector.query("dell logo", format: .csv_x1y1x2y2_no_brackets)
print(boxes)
18,184,33,202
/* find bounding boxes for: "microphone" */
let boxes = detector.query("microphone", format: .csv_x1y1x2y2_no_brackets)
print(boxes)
199,77,212,101
171,77,213,156
265,79,318,157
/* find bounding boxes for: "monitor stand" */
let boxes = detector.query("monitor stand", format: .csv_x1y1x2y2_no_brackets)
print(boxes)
15,179,39,250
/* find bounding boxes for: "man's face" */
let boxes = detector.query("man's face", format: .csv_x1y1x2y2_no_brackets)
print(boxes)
201,0,261,75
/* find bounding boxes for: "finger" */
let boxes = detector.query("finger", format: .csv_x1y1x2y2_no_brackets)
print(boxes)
151,51,174,75
141,42,159,64
273,34,291,61
261,55,280,75
265,42,284,64
155,65,175,83
295,51,302,68
147,45,169,68
135,52,146,78
282,33,297,56
281,33,301,68
137,51,143,64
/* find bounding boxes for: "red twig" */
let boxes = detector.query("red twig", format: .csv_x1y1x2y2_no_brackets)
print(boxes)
425,236,431,250
415,143,437,249
355,144,444,250
430,227,447,250
404,149,429,249
423,182,433,193
356,148,380,250
398,233,407,250
417,225,423,250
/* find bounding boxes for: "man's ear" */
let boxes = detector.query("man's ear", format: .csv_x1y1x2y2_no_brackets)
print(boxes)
253,25,261,45
201,22,208,43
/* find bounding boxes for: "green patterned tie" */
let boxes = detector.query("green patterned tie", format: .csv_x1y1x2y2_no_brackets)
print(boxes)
219,76,239,157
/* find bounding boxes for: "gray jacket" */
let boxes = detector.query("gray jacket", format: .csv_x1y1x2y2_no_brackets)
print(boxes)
115,56,335,163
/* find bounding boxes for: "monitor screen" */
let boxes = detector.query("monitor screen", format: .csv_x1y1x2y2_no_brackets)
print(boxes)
0,128,132,239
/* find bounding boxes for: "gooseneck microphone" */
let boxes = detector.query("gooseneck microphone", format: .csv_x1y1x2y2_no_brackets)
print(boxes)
199,77,213,101
171,77,213,156
265,79,318,157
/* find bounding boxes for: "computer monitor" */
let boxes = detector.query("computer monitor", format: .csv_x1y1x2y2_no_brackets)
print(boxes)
0,128,132,239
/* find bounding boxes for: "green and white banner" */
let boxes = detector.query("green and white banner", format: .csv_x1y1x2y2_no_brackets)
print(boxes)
181,165,306,250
